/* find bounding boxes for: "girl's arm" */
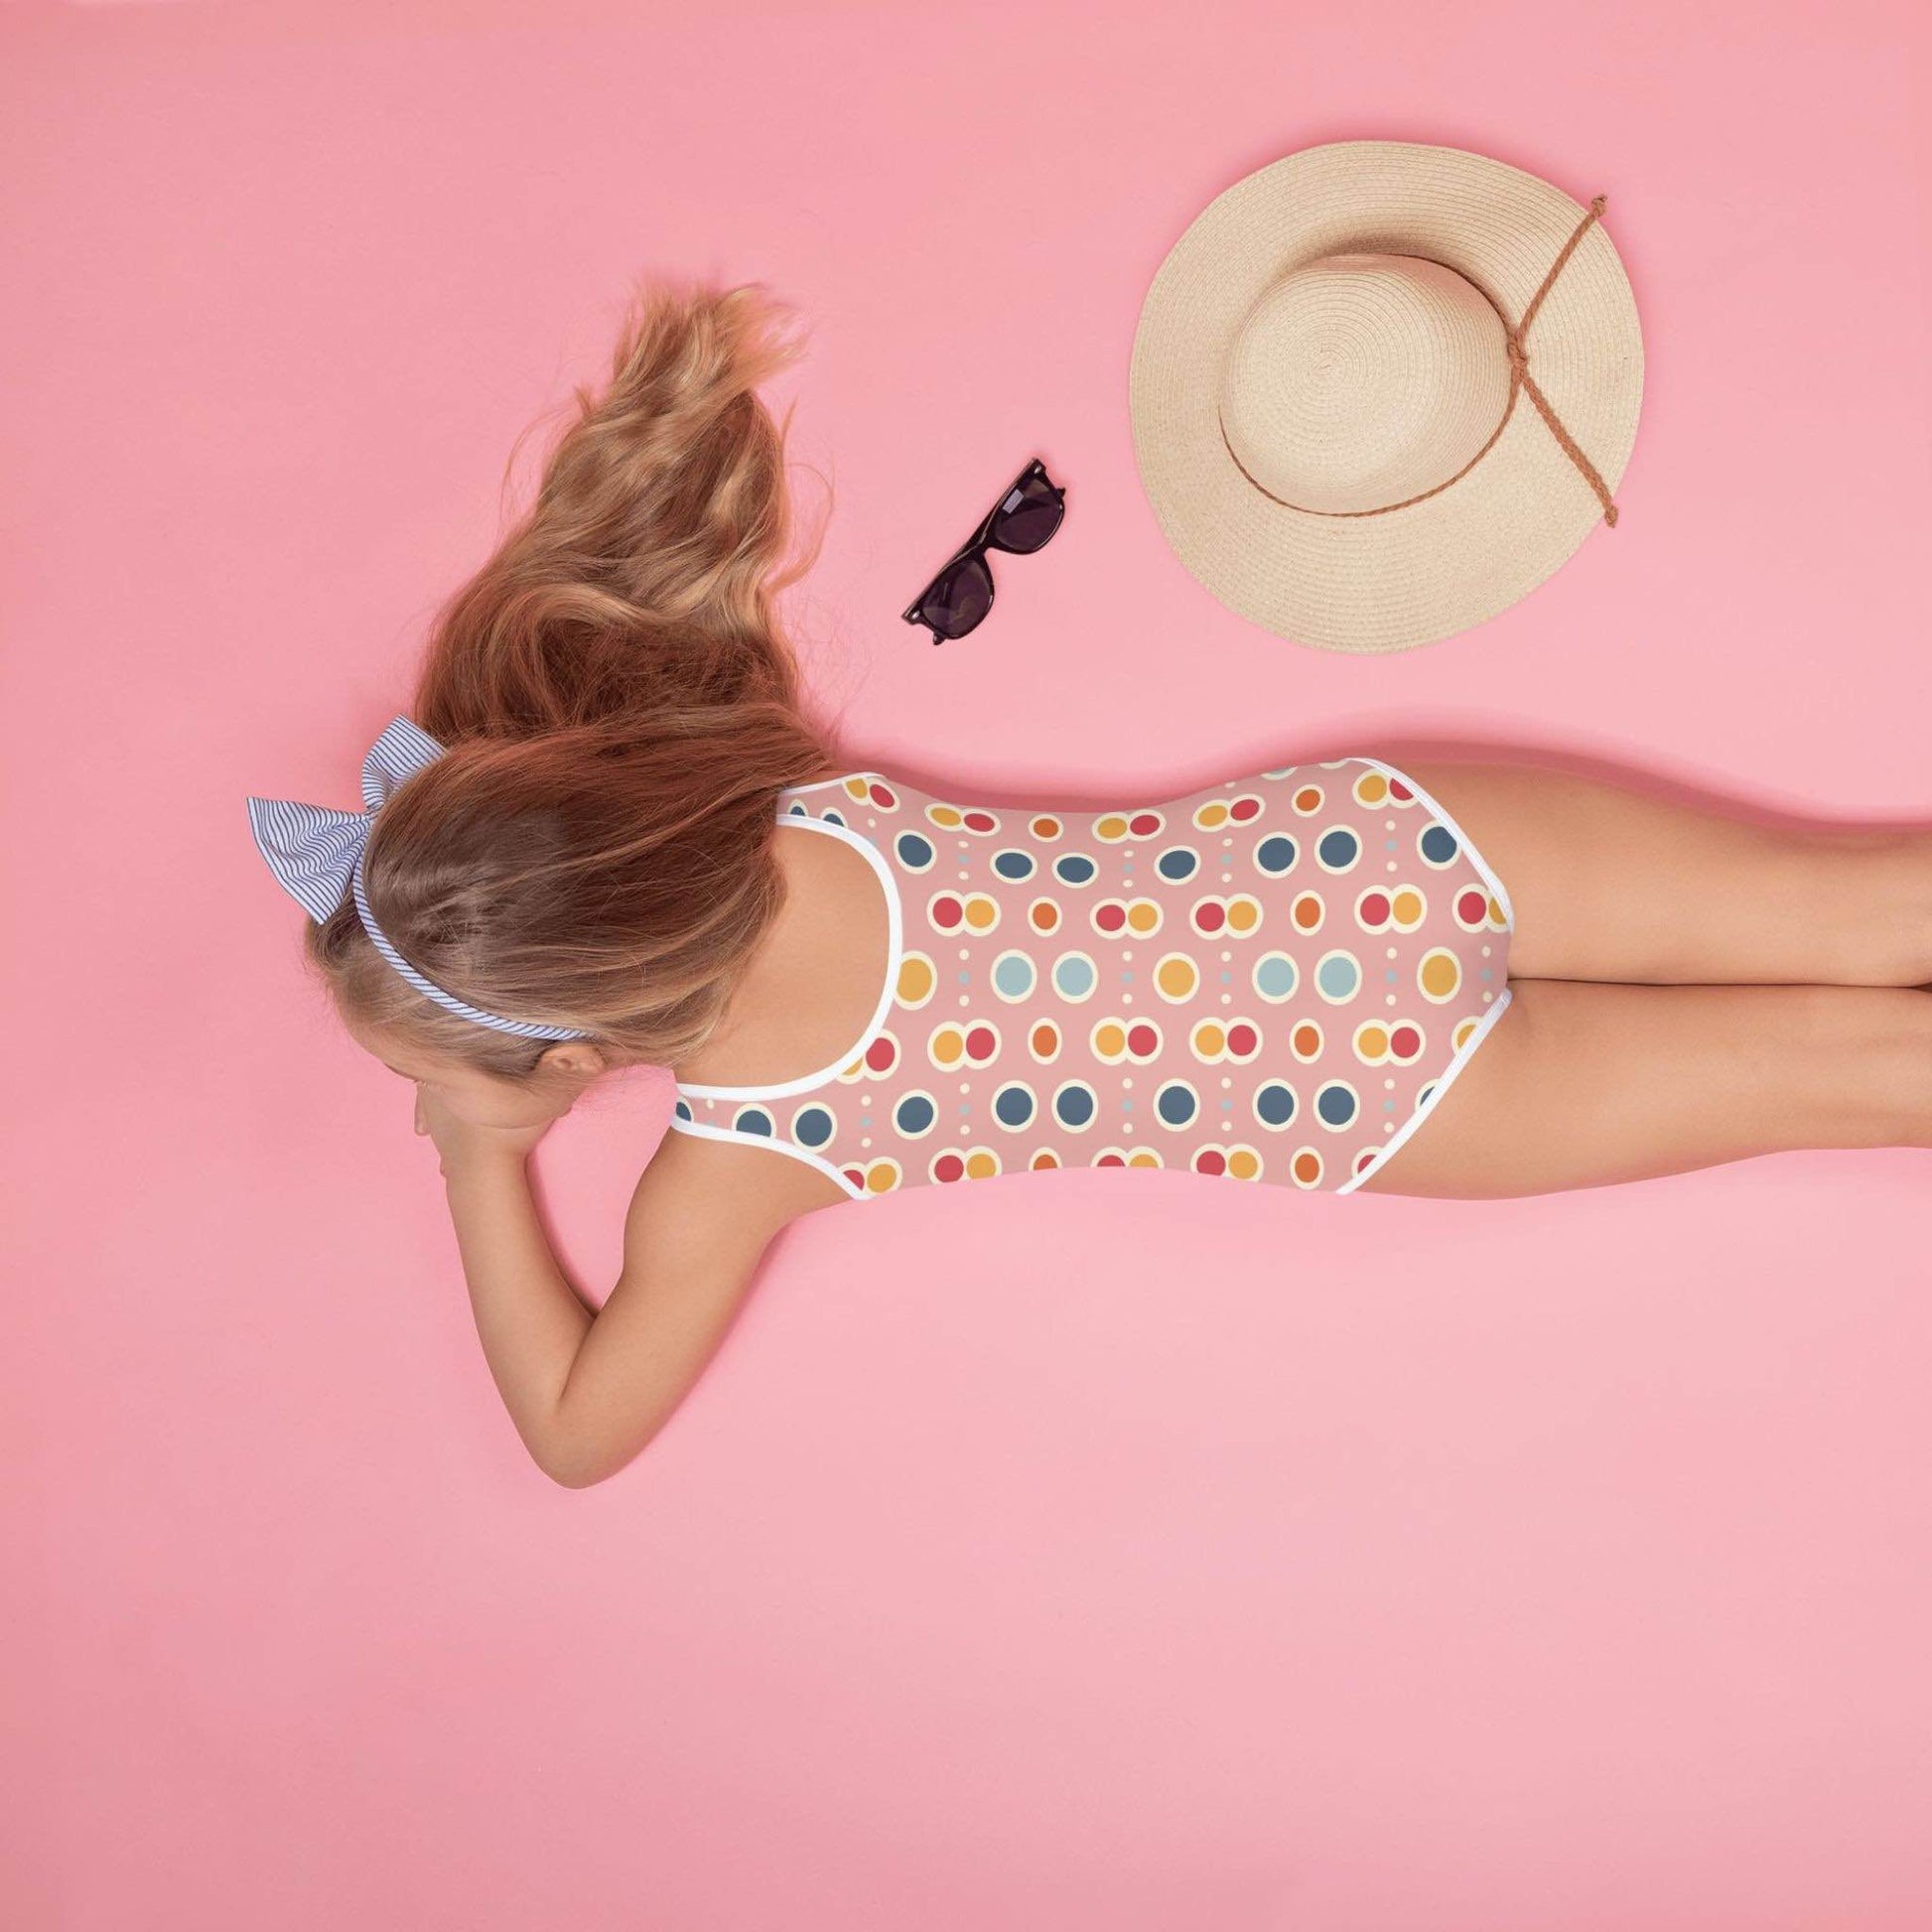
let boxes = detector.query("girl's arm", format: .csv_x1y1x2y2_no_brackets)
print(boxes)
440,1122,845,1487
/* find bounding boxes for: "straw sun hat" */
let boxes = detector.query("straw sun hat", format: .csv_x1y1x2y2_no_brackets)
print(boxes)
1128,140,1644,652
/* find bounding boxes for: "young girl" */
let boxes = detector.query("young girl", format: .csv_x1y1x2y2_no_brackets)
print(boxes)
249,281,1932,1489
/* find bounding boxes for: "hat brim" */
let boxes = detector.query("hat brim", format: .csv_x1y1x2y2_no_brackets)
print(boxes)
1128,140,1645,653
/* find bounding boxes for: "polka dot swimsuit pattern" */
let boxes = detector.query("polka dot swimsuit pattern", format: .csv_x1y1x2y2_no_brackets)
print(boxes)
669,758,1516,1200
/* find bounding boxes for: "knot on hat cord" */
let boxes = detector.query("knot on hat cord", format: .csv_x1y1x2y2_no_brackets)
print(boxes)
1221,194,1621,528
1502,194,1619,528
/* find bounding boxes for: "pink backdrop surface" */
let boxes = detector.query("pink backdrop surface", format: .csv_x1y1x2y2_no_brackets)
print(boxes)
7,1,1932,1926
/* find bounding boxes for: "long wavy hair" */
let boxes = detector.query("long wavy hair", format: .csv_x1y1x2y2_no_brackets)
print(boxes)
304,279,842,1083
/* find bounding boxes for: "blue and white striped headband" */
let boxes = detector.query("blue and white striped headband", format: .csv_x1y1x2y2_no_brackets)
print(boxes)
245,713,591,1041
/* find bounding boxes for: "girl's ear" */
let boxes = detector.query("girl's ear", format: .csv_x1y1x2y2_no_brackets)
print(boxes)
539,1041,610,1081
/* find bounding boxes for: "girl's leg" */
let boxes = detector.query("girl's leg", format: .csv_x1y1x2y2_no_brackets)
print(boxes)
1396,760,1932,986
1357,980,1932,1198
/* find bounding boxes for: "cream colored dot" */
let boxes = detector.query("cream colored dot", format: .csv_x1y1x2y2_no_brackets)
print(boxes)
1483,991,1495,1003
1384,1077,1395,1090
1123,950,1133,962
1220,1076,1232,1089
1122,994,1134,1006
1386,946,1397,959
1220,1119,1232,1133
1386,861,1398,873
1123,1077,1134,1089
958,994,969,1006
1220,994,1231,1006
961,1125,971,1137
1221,872,1233,883
1123,1121,1134,1135
958,868,969,880
861,1136,872,1148
1220,950,1232,962
1384,1121,1395,1134
861,1093,872,1105
958,947,970,959
1385,819,1396,831
1482,945,1492,957
1385,994,1397,1007
959,1080,970,1092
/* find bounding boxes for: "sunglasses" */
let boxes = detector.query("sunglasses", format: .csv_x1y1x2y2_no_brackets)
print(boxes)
901,457,1067,642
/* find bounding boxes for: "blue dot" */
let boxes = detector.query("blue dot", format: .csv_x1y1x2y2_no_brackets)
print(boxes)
1054,1084,1097,1128
993,953,1036,999
1317,828,1361,871
994,1084,1036,1128
1254,1082,1297,1127
793,1106,835,1148
1156,1082,1198,1127
1315,1084,1358,1128
1420,824,1459,865
895,1094,936,1135
1255,833,1298,875
1316,953,1361,1000
1053,955,1097,999
1157,848,1200,882
897,832,935,868
735,1108,774,1137
1054,854,1098,886
993,849,1036,881
1255,955,1299,999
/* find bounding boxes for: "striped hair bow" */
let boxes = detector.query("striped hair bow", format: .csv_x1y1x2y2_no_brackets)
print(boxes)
245,714,591,1041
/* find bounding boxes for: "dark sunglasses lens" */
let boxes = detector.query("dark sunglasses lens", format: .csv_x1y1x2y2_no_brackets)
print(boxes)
921,555,994,637
989,474,1063,554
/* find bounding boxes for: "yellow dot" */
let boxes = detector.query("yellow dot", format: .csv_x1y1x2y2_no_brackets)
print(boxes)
1392,889,1424,924
1093,1022,1127,1056
1096,813,1129,840
1195,1022,1226,1055
929,804,962,827
1355,771,1388,805
1128,902,1160,934
1421,952,1460,999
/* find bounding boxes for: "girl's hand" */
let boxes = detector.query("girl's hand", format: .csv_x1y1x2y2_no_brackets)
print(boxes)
413,1083,558,1177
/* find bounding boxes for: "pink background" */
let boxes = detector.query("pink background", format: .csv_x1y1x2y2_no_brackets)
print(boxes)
7,1,1932,1925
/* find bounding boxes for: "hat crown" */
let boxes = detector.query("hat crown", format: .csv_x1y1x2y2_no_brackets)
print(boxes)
1218,253,1511,515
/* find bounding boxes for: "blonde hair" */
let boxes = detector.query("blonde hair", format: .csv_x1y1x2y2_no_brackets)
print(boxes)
305,278,842,1082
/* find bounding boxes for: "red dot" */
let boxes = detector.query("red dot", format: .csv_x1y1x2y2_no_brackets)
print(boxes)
1196,1148,1227,1175
1096,1152,1125,1168
1195,901,1226,932
1095,902,1127,933
1390,1026,1422,1058
843,1167,866,1187
866,1035,897,1072
1227,1022,1259,1055
1388,779,1413,801
1127,1023,1159,1056
934,1153,965,1182
1457,889,1486,923
1359,893,1391,925
1230,796,1262,821
963,810,996,833
965,1026,996,1059
1130,812,1161,836
932,895,962,926
870,782,897,809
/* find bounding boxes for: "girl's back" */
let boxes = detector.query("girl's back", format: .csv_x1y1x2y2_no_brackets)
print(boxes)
670,756,1514,1200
